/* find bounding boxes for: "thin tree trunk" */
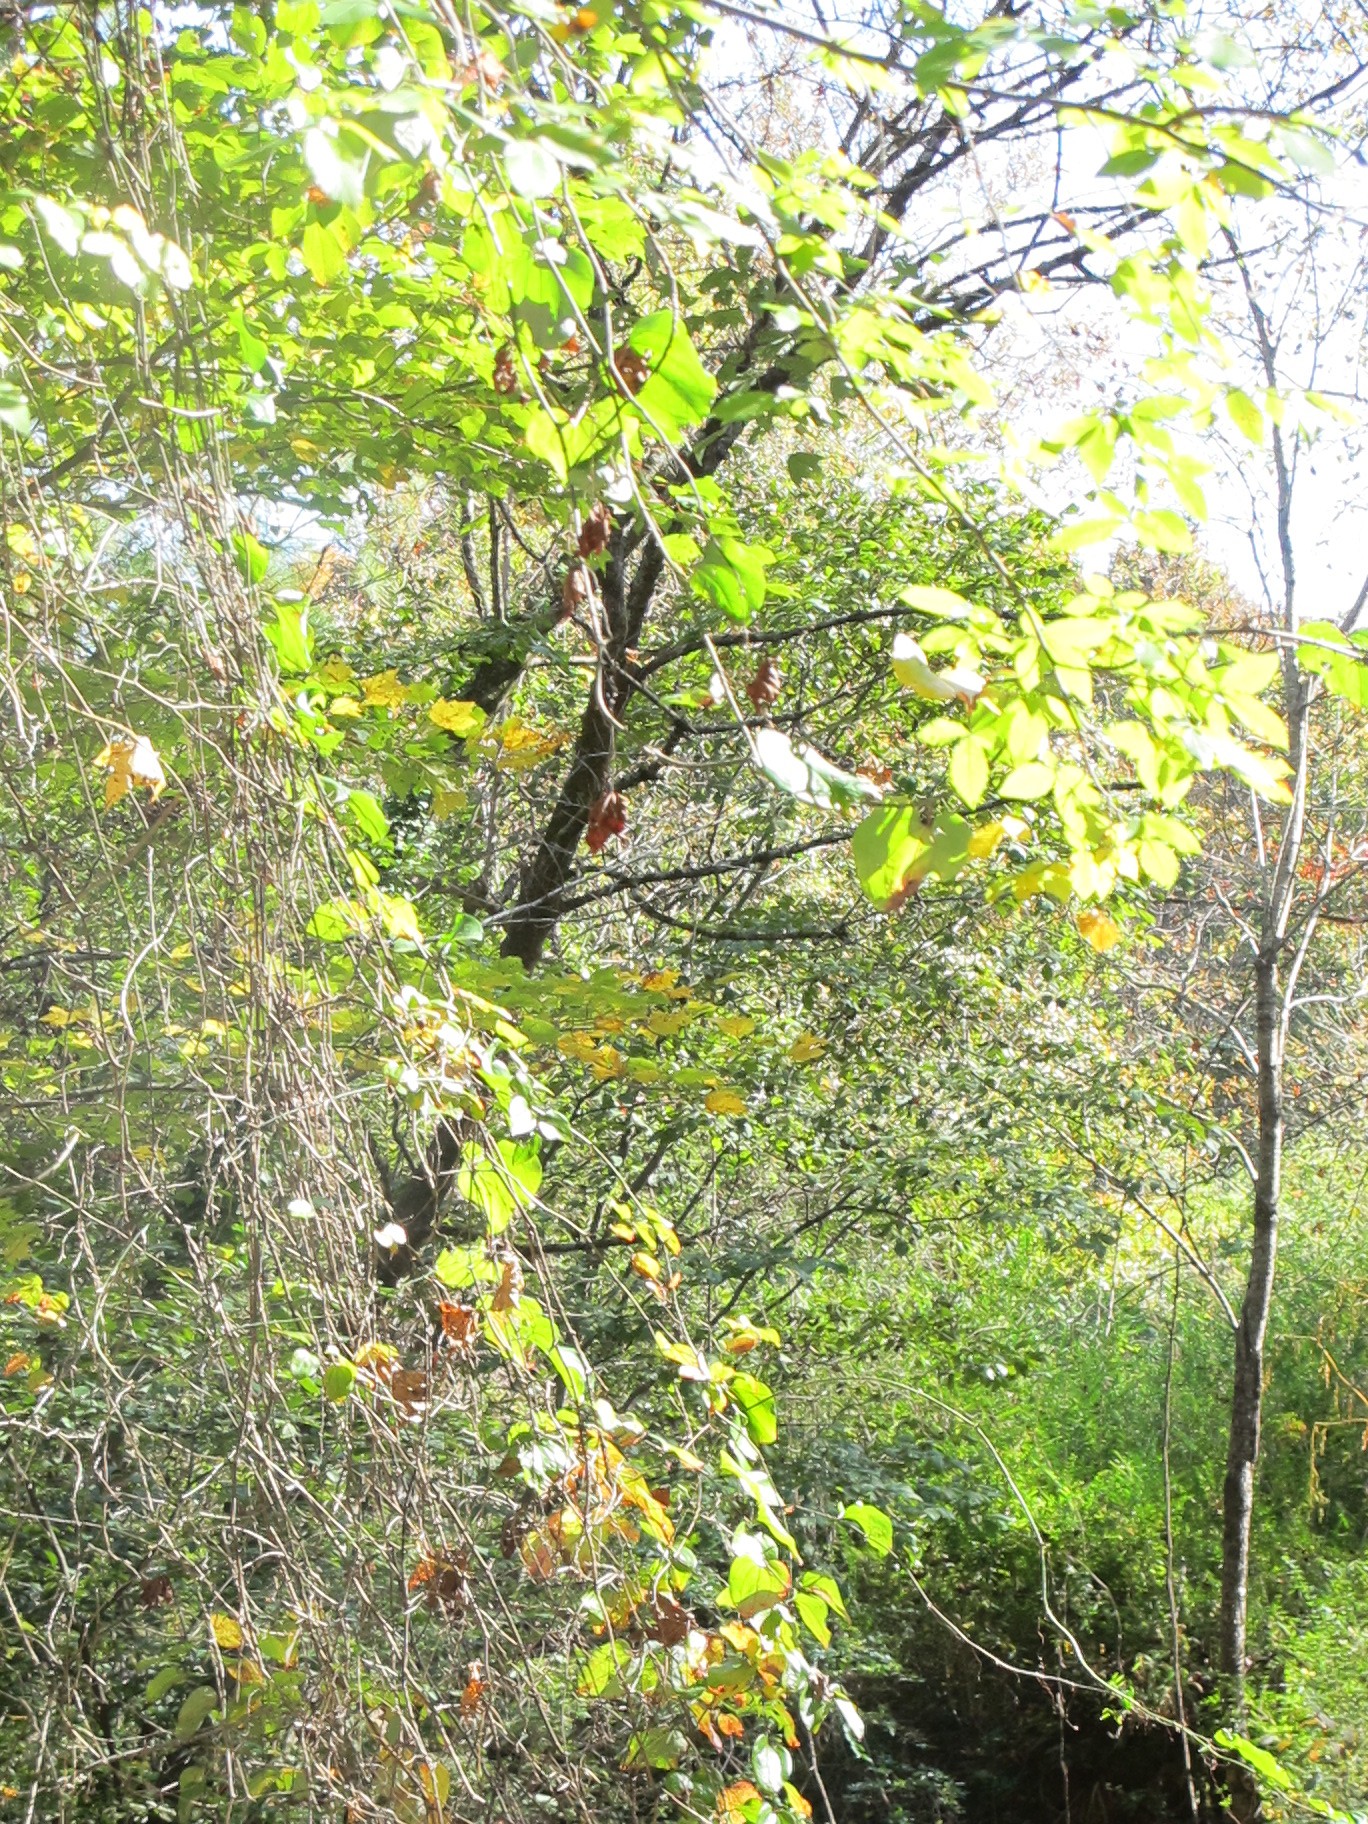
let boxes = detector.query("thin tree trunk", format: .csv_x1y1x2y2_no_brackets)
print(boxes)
1219,949,1283,1705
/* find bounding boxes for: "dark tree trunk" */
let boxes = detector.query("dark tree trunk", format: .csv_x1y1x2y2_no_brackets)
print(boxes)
1219,950,1283,1707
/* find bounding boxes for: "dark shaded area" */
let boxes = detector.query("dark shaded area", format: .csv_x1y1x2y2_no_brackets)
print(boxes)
820,1660,1216,1824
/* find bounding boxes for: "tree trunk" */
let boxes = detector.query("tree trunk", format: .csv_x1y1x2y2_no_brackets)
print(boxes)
1219,949,1284,1707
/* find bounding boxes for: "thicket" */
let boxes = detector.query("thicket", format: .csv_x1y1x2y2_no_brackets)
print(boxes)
2,4,1367,1824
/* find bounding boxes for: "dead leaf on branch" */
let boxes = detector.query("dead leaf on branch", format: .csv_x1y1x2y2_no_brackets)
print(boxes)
93,734,165,809
437,1301,478,1350
460,1662,486,1716
490,1258,523,1313
140,1574,174,1609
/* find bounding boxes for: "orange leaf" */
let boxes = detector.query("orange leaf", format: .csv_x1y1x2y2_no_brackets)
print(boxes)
491,1259,522,1313
438,1301,478,1346
718,1782,761,1812
460,1662,486,1716
1077,907,1122,953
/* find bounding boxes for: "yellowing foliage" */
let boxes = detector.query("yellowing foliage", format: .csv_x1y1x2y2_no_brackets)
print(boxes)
93,734,165,809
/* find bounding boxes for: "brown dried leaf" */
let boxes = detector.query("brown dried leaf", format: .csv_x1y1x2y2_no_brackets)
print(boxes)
140,1574,174,1610
490,1258,523,1313
577,501,612,557
611,348,650,395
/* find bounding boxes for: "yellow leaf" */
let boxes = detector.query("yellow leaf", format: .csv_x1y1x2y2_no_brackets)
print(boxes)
647,1008,691,1037
642,968,692,999
717,1015,756,1038
354,1340,399,1371
630,1251,661,1282
361,669,408,708
967,820,1006,859
788,1031,827,1063
94,734,165,809
40,1005,81,1027
316,655,355,688
329,695,362,718
1077,907,1122,952
432,787,469,818
210,1613,244,1650
429,698,487,737
487,717,569,772
704,1089,747,1117
375,893,422,944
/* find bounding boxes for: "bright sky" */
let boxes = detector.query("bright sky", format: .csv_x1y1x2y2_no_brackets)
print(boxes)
702,3,1368,620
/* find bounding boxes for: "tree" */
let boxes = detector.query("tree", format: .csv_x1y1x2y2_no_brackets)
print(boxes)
0,1,1359,1819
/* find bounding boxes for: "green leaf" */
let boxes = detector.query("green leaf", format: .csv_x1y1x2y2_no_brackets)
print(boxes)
1225,388,1264,443
1133,509,1192,554
629,310,717,434
692,537,771,622
1213,1731,1295,1792
578,1639,632,1697
301,219,347,286
1040,618,1112,665
457,1140,543,1234
851,805,969,907
799,1570,850,1621
1224,693,1288,748
145,1666,185,1704
624,1728,688,1771
1322,655,1368,711
841,1500,893,1556
752,1739,787,1795
1049,516,1119,553
0,381,33,435
999,761,1055,801
948,736,990,808
307,897,367,940
232,530,270,586
345,789,389,845
266,603,312,674
1138,839,1179,888
852,803,928,908
730,1372,777,1446
323,1361,357,1401
174,1688,220,1742
726,1543,790,1617
434,1244,500,1290
523,405,569,483
794,1589,831,1645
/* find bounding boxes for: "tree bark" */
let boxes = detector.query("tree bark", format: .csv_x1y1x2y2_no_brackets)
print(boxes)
1219,950,1283,1709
